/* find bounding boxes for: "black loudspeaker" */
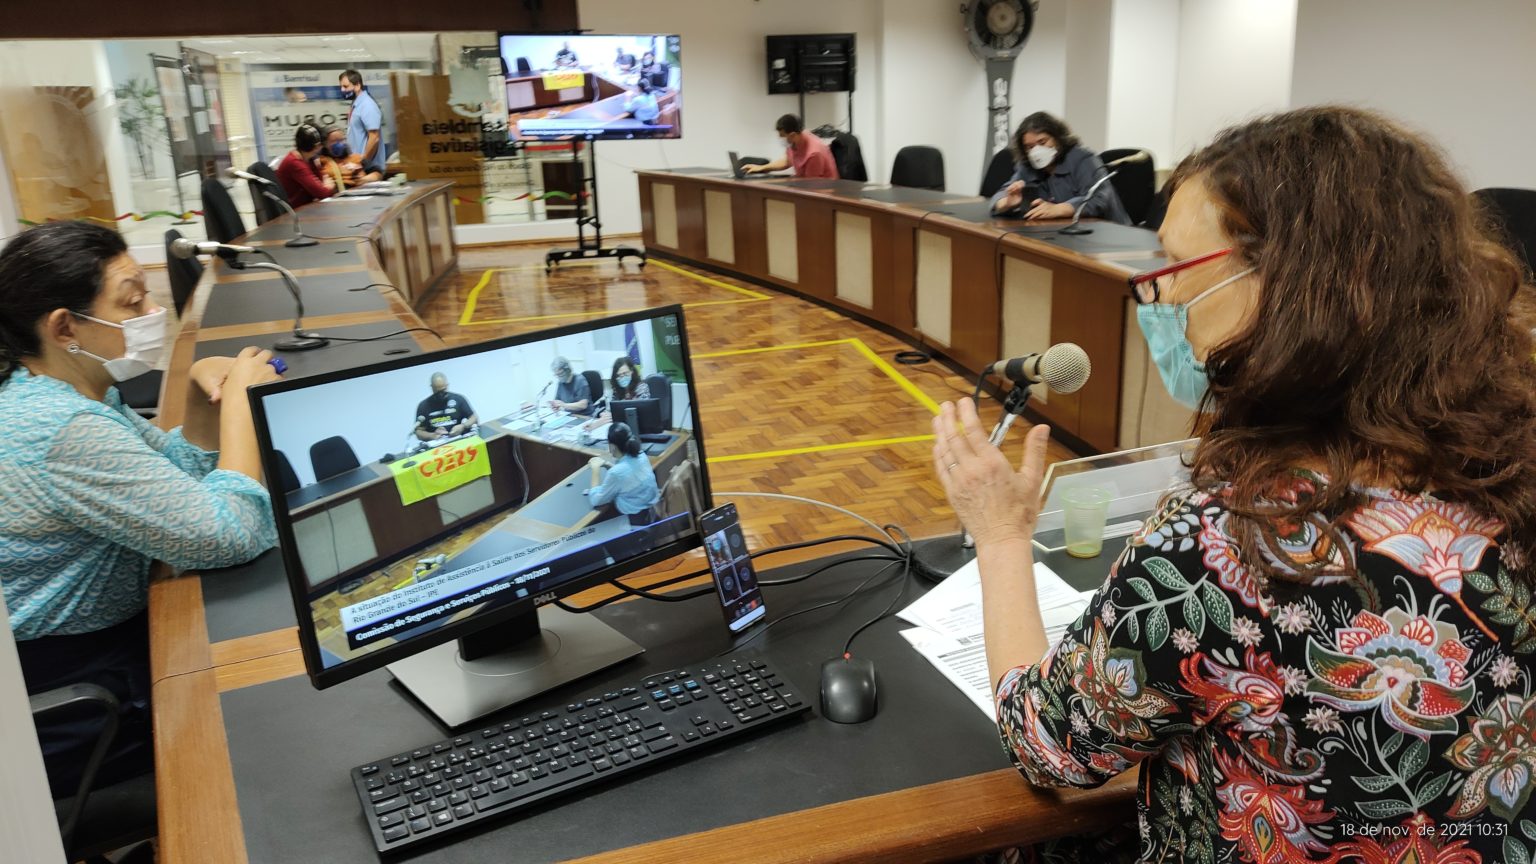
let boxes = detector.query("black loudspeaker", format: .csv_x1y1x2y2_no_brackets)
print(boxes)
766,34,856,95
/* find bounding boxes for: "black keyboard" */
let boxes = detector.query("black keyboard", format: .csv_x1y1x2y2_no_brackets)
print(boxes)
351,658,811,854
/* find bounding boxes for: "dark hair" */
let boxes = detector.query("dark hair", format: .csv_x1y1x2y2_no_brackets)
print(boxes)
608,422,642,458
1169,105,1536,584
775,114,803,135
0,222,128,379
610,357,641,399
339,69,364,89
295,123,323,152
1011,111,1078,165
634,78,653,94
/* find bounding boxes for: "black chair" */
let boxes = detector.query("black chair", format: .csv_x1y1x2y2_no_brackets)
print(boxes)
1473,187,1536,278
273,450,301,494
516,57,533,75
246,161,287,225
889,146,945,191
1099,148,1157,226
644,372,671,426
310,436,361,482
164,228,202,317
581,370,605,413
980,149,1017,199
200,176,245,248
31,683,157,862
826,131,868,182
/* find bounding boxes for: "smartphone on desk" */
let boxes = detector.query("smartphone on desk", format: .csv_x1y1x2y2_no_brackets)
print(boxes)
700,503,766,633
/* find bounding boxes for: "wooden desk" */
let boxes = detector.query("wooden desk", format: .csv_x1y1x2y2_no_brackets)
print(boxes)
636,170,1196,452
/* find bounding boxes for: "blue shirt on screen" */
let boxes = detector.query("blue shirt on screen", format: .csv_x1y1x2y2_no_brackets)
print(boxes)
0,367,277,639
347,88,387,173
588,454,661,516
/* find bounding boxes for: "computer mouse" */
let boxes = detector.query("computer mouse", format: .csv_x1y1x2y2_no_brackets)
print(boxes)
819,655,877,724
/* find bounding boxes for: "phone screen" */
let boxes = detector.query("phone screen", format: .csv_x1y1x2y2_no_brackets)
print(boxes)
700,504,766,633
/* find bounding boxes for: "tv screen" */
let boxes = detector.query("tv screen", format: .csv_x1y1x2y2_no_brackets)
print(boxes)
498,34,683,141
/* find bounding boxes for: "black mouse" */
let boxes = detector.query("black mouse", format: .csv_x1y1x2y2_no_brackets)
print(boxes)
820,655,877,724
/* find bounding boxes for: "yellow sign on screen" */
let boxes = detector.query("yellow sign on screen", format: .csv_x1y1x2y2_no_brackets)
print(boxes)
541,71,585,90
389,436,492,506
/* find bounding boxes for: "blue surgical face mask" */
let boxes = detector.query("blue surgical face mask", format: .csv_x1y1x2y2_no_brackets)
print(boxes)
1135,267,1254,409
329,141,350,158
616,373,632,388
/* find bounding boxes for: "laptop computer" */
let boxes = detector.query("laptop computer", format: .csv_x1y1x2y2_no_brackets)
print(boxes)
728,151,786,180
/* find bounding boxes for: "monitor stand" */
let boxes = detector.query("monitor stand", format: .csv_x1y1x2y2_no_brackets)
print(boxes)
387,605,643,729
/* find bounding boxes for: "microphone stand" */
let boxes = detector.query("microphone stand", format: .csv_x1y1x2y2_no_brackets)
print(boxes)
1057,169,1118,236
241,260,329,351
256,186,319,248
912,381,1037,582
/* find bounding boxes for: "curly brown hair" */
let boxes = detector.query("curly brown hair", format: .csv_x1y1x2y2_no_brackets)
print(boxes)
1170,106,1536,584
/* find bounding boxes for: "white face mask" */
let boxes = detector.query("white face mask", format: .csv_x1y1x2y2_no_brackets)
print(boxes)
69,308,167,382
1027,144,1057,170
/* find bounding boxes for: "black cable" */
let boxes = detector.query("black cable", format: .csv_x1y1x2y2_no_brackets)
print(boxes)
714,558,907,658
841,557,914,657
322,327,443,343
893,350,929,365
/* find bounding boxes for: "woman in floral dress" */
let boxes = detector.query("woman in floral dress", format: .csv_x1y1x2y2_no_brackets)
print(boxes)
935,106,1536,863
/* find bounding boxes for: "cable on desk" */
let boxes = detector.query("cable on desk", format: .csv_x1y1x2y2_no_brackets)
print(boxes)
713,491,907,550
322,327,443,343
840,556,915,657
714,557,908,658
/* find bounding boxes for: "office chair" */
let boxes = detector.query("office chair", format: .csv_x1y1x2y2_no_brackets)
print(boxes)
980,149,1017,199
826,131,868,182
890,146,945,191
1473,187,1536,278
273,449,301,494
30,683,157,862
581,370,605,412
201,176,246,246
310,436,361,481
1100,148,1157,226
516,57,533,75
246,161,288,225
164,229,202,317
644,372,671,425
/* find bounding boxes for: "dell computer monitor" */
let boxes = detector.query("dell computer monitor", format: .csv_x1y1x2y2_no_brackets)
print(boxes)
497,33,682,141
248,306,710,728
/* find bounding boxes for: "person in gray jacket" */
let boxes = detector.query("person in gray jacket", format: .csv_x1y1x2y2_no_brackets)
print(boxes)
990,112,1130,224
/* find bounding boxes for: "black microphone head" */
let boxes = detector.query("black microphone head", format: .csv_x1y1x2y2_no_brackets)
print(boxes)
1038,343,1091,393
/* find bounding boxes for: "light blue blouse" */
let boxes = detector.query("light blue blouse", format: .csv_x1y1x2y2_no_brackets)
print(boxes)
0,367,277,639
588,454,661,516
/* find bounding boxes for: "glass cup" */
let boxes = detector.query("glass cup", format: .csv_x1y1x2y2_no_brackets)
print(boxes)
1060,486,1113,559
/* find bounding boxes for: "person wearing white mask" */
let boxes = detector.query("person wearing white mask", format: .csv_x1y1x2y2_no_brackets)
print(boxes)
990,111,1130,224
0,221,281,801
937,107,1536,862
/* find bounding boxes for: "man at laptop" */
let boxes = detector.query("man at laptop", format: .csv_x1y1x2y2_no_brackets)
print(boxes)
742,114,837,179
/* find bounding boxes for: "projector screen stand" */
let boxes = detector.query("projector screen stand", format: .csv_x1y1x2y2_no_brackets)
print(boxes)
546,138,646,273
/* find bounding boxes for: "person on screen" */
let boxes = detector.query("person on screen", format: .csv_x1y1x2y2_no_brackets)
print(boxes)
622,79,660,126
639,51,669,89
742,114,837,179
275,124,337,207
284,87,308,103
339,69,386,175
584,357,651,430
0,222,281,800
934,106,1536,861
554,42,578,68
414,373,478,442
615,46,636,73
316,126,382,189
585,422,661,526
543,355,593,415
989,111,1129,224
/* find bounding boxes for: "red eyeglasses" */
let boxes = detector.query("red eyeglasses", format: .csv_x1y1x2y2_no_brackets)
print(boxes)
1127,247,1232,304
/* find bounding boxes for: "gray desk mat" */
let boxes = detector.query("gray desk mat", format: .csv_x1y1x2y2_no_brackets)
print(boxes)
219,549,1010,863
1009,222,1163,256
240,217,385,243
193,321,424,381
914,201,1014,224
199,272,391,328
201,549,299,642
836,186,975,205
214,240,364,274
658,167,732,175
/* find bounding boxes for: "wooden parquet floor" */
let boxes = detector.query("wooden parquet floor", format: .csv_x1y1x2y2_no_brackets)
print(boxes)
412,239,1080,588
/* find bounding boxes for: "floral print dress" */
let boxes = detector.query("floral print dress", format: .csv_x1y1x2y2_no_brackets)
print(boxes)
996,478,1534,864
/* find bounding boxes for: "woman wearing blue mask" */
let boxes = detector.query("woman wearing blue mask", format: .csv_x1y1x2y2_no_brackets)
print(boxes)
0,222,281,801
935,107,1536,861
584,357,650,430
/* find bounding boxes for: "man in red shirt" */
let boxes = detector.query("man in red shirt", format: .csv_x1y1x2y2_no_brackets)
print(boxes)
743,114,838,179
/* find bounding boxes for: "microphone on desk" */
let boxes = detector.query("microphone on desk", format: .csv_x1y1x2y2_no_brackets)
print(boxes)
1104,150,1151,167
987,343,1092,394
1057,171,1119,236
228,168,318,248
169,238,255,258
239,257,330,352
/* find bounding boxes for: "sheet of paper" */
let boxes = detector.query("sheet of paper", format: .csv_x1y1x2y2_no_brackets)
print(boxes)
899,628,994,719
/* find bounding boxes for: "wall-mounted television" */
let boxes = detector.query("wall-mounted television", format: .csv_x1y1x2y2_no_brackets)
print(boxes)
497,34,683,141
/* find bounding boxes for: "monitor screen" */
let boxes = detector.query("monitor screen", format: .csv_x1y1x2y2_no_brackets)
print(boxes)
497,33,682,141
249,307,709,694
